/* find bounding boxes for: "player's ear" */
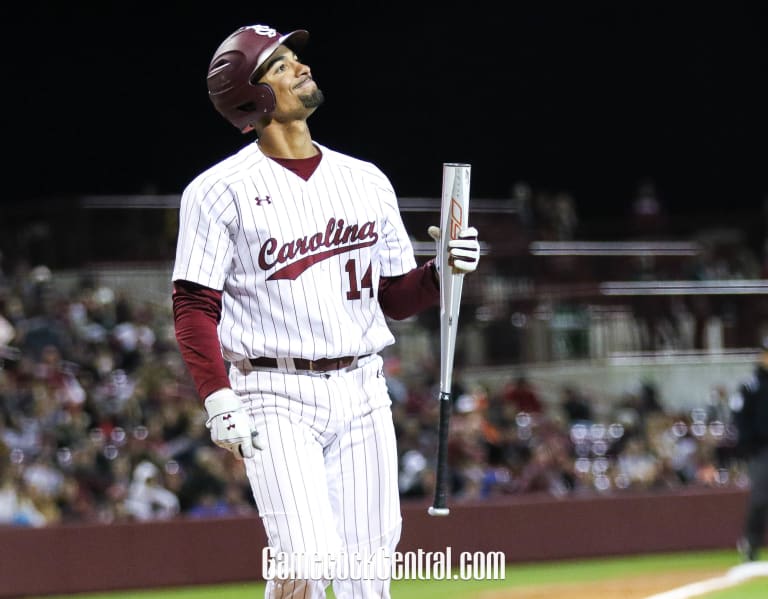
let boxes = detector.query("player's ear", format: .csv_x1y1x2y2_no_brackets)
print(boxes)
243,113,270,134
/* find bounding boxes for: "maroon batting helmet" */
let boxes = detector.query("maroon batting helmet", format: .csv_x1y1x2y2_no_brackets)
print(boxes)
206,24,309,133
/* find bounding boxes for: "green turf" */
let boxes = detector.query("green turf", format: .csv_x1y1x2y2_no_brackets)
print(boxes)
703,578,768,598
28,549,755,599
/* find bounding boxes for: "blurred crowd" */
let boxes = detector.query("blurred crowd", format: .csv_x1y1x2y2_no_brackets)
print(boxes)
0,258,749,529
0,263,255,527
394,372,745,502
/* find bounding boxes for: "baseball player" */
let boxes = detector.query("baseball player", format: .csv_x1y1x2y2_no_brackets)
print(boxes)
171,24,481,598
731,339,768,561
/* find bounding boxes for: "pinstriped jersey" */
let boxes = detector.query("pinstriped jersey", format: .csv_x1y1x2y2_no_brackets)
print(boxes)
171,141,417,363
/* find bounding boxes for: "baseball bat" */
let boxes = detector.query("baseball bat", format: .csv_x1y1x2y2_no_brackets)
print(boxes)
428,162,471,517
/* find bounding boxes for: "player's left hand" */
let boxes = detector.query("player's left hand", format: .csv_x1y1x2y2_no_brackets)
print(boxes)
428,225,480,274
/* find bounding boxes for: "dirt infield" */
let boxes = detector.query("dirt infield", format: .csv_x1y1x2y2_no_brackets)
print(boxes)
479,568,728,599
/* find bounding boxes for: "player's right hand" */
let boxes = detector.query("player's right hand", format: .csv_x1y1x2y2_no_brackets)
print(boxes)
204,388,262,459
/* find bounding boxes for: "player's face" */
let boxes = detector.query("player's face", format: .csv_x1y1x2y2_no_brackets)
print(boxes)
257,45,324,119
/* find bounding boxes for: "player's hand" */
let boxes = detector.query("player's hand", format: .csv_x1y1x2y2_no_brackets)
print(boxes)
204,388,262,459
428,225,480,274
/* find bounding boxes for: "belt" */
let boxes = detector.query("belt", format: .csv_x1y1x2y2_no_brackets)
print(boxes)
249,355,371,373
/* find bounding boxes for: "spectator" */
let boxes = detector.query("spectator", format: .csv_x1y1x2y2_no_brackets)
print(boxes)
560,385,593,424
383,356,408,406
630,178,667,236
552,191,579,240
177,447,228,514
0,471,50,527
123,460,179,522
501,375,544,415
615,435,665,490
515,440,576,496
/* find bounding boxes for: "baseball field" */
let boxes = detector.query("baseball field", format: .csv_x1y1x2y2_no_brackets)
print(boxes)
30,550,767,599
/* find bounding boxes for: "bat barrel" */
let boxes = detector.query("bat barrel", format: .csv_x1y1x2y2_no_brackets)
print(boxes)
438,163,471,394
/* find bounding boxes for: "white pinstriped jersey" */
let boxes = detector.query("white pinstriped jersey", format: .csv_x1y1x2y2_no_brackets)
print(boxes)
171,141,417,363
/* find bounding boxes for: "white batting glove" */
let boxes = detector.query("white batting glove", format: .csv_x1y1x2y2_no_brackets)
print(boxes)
428,225,481,274
204,388,262,459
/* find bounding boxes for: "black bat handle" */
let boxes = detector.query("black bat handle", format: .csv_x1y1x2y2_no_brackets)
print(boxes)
429,391,452,516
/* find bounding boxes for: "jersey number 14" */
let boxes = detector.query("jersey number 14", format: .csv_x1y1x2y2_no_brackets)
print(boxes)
345,259,373,300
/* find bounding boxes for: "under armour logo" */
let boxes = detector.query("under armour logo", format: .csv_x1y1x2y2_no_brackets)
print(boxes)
254,196,272,206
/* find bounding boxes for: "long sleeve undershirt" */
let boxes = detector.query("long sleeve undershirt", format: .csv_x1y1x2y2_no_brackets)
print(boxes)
172,260,439,401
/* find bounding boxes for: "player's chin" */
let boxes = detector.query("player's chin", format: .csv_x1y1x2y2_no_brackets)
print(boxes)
299,88,325,109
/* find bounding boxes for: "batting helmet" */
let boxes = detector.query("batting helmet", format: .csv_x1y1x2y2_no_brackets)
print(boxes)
207,24,309,133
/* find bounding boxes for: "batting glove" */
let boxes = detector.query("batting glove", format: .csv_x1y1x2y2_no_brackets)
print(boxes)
204,388,262,459
428,225,481,274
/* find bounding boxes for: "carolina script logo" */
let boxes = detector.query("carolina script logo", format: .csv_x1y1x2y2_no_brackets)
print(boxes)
259,218,378,280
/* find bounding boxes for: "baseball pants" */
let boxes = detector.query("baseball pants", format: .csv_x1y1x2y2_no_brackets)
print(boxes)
744,445,768,554
230,354,402,599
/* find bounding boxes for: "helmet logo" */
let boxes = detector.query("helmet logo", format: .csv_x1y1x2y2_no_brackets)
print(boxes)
247,25,278,38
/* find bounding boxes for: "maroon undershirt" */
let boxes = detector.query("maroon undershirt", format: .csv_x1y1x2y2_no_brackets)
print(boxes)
270,152,322,179
173,151,439,401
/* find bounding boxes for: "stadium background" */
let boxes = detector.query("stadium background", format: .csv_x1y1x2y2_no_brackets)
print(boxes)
2,1,768,596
